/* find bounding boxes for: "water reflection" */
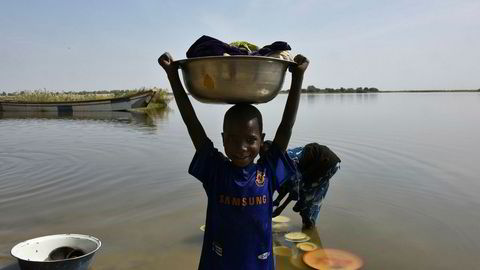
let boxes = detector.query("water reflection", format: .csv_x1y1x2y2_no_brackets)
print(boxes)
273,224,327,270
0,109,172,128
314,93,379,104
1,93,480,269
306,94,317,105
0,263,19,270
144,107,172,122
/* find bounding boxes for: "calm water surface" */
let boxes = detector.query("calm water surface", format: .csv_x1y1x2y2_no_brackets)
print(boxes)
1,93,479,269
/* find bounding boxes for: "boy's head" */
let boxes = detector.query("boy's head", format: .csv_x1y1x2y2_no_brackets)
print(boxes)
222,104,265,167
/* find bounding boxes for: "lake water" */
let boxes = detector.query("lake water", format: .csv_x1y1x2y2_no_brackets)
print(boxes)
1,93,479,269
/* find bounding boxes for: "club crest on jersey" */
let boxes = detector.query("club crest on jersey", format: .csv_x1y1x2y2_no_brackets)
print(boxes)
255,169,266,187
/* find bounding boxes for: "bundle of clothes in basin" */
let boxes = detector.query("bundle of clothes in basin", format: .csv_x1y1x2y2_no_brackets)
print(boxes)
186,35,294,61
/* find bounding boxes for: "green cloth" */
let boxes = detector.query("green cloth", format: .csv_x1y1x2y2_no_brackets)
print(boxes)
229,41,259,53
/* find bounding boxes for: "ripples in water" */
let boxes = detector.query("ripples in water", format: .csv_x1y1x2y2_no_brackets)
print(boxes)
1,94,480,269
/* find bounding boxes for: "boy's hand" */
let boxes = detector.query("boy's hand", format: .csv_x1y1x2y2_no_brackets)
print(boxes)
289,54,309,74
158,52,179,75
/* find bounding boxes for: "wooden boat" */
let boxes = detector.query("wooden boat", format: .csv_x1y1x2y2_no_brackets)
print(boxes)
0,90,154,112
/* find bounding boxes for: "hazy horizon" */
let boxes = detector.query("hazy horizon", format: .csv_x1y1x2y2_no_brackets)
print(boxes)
1,0,479,93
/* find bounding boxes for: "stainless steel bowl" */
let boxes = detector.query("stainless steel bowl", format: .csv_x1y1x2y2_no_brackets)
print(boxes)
176,56,295,104
11,234,101,270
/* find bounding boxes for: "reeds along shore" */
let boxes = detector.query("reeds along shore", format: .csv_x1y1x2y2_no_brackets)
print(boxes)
0,88,170,107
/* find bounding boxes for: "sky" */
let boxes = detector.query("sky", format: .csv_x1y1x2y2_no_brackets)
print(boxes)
1,0,479,92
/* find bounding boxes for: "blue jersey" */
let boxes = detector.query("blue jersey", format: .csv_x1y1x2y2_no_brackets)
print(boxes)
189,140,295,270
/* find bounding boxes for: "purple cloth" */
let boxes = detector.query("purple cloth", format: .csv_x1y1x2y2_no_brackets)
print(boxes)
186,35,292,58
186,35,248,58
254,41,291,56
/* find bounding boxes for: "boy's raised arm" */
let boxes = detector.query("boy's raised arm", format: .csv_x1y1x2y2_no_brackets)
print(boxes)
158,52,208,151
273,54,309,152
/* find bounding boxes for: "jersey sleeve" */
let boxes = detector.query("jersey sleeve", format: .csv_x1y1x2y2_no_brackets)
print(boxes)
188,139,227,196
263,142,297,192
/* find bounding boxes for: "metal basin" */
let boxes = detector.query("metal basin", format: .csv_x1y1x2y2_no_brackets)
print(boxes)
176,56,295,104
11,234,101,270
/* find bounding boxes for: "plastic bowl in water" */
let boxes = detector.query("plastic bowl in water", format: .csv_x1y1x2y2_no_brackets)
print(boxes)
175,56,295,104
10,234,101,270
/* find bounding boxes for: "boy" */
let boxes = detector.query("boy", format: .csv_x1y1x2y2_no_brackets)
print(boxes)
158,52,308,270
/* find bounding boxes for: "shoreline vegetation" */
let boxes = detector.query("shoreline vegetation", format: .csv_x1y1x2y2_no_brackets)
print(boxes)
0,87,171,111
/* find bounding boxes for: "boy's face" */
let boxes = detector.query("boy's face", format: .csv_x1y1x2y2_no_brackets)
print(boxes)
222,117,265,168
